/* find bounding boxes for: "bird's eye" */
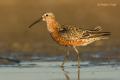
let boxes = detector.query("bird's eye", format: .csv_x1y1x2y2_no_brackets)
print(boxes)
46,14,48,16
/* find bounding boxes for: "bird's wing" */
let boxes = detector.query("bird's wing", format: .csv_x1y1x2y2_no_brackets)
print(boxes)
58,25,110,40
58,25,85,40
81,26,111,39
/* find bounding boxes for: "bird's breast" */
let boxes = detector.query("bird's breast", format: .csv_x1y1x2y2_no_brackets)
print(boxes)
50,31,87,46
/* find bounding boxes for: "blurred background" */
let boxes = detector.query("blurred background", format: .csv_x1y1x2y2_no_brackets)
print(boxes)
0,0,120,63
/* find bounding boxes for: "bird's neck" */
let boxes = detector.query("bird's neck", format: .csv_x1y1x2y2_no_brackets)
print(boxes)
46,19,59,33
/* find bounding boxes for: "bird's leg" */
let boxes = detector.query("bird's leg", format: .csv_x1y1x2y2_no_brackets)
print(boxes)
61,47,70,67
73,46,80,68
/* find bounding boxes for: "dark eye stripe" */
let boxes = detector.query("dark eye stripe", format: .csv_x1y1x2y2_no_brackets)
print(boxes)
46,14,48,16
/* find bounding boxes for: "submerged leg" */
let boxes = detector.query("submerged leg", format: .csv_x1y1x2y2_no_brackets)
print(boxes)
73,46,80,68
61,47,70,67
77,67,80,80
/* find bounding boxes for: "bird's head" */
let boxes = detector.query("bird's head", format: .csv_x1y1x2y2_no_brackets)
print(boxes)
42,12,55,22
28,12,55,28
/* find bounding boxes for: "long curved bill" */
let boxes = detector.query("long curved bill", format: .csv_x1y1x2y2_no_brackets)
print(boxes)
28,17,42,28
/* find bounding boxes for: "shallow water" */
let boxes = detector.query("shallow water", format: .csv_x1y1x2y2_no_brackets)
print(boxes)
0,62,120,80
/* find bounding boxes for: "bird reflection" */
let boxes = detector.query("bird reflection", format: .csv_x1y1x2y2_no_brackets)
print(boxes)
61,67,80,80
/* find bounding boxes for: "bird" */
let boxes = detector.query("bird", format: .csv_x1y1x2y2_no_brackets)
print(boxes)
28,12,111,68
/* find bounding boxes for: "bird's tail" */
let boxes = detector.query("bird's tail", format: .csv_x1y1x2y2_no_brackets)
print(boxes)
90,32,111,39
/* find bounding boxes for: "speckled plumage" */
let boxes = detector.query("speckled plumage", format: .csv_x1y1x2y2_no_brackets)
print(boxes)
56,25,110,46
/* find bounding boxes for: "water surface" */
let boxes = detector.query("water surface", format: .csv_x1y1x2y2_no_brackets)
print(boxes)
0,62,120,80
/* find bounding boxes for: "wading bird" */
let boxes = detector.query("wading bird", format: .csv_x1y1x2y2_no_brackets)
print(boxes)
28,12,111,68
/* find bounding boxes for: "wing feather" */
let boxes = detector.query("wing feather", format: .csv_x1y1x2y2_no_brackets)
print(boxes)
58,25,110,40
